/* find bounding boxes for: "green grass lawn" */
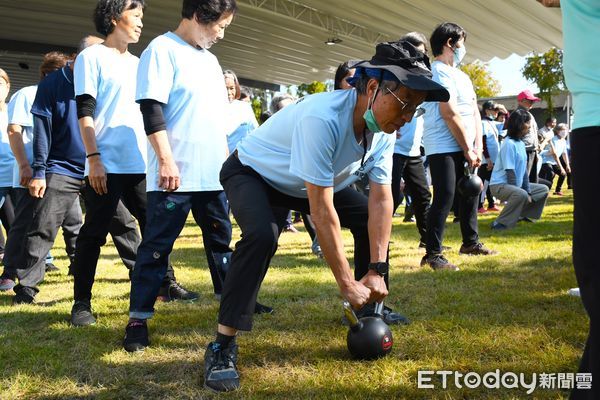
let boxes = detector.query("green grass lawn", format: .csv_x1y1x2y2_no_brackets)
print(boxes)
0,192,585,399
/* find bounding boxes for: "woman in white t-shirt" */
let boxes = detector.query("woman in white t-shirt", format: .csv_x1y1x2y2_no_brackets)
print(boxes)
421,22,496,271
0,68,12,210
223,69,258,153
71,0,195,327
0,68,13,267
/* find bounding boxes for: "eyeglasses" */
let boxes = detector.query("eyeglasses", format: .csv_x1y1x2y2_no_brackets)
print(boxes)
386,88,426,118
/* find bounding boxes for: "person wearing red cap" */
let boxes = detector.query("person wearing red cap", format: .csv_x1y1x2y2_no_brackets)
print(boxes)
516,89,541,183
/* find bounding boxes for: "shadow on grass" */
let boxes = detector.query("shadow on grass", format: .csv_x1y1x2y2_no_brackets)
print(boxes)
0,245,581,400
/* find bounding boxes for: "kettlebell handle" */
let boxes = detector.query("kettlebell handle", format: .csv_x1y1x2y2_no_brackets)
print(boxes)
463,161,476,176
374,301,384,317
343,301,360,328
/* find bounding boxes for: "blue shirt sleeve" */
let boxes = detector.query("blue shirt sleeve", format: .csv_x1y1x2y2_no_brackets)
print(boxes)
74,48,99,98
136,44,174,103
7,89,34,127
31,114,51,179
367,134,394,185
30,78,56,179
289,115,336,187
501,140,517,171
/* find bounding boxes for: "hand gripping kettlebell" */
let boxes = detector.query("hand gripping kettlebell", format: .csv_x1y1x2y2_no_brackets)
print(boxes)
457,162,483,197
343,301,393,360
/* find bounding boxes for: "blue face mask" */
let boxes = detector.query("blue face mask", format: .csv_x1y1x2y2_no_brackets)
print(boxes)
363,89,381,133
453,45,466,66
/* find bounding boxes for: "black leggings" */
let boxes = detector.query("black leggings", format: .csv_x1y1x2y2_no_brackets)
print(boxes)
425,151,479,254
571,126,600,400
0,193,15,254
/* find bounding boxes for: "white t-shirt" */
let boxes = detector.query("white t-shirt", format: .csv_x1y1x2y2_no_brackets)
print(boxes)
7,85,37,187
237,90,395,198
540,136,567,165
136,32,229,192
0,109,15,187
74,44,146,175
422,61,476,156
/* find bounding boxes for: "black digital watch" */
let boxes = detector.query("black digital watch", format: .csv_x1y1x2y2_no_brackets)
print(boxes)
368,262,389,277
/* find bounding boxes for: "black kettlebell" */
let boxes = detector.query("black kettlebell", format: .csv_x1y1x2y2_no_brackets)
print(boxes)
343,301,393,360
457,162,483,197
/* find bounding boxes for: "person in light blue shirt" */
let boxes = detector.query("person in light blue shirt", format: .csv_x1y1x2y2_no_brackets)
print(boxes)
70,0,198,327
0,68,12,208
0,68,13,279
421,22,495,272
539,123,571,194
489,109,548,229
477,100,500,212
0,52,70,293
223,70,258,153
124,0,238,363
202,40,450,392
390,31,432,247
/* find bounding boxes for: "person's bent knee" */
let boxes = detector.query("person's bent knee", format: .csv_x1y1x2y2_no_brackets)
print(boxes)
244,223,278,253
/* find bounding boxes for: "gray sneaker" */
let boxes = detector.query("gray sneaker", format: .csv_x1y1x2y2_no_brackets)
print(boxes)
0,278,16,291
204,341,240,392
70,300,96,326
311,237,323,258
420,254,459,271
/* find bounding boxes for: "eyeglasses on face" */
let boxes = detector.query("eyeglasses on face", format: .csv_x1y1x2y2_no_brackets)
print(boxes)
386,88,426,118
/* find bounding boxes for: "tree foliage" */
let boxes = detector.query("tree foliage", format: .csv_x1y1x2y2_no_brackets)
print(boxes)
296,81,328,97
522,47,565,117
459,61,501,98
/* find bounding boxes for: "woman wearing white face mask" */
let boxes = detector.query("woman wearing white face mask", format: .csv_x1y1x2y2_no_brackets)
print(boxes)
420,22,496,271
539,123,571,194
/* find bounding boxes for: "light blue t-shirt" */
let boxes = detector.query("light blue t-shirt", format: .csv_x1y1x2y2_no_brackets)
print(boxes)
226,100,258,153
7,85,37,188
481,119,499,165
562,0,600,129
74,44,146,175
490,137,527,187
137,32,229,192
394,115,423,157
237,90,395,198
540,136,567,165
0,110,14,187
422,61,477,156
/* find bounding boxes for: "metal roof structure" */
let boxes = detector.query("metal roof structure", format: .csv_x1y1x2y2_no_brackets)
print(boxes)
0,0,562,93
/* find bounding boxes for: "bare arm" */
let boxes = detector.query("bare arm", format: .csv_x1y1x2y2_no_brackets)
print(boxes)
79,116,107,195
147,130,180,191
439,100,480,167
472,99,483,162
7,124,32,187
306,182,385,307
367,182,393,263
537,0,560,7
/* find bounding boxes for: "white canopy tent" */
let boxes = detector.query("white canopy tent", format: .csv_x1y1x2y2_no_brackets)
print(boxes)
0,0,562,92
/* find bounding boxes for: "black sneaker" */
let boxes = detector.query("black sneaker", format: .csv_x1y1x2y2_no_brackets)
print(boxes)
355,303,410,325
12,292,35,305
157,280,199,302
70,300,96,326
123,320,149,352
459,242,497,256
420,254,459,271
45,262,60,273
204,341,240,392
254,302,274,315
